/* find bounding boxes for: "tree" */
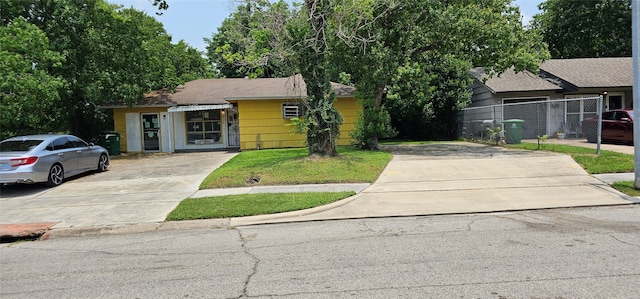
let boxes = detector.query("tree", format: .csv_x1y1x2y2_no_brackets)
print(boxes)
1,0,213,140
203,0,343,156
296,0,343,156
205,0,295,78
0,17,65,140
155,0,548,153
532,0,632,58
117,8,216,86
335,0,549,147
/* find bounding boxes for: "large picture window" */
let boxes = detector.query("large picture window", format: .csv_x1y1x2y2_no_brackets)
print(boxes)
186,110,222,144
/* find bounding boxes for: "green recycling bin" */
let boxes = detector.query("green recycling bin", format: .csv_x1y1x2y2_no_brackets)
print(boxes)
503,119,525,144
99,131,120,156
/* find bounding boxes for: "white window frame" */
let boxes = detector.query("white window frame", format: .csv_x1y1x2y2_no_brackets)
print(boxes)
282,103,302,119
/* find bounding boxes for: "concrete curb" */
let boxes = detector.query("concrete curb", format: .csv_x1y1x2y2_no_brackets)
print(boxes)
41,188,368,239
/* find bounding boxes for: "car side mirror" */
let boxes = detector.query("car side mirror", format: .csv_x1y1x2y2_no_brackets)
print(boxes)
621,118,632,122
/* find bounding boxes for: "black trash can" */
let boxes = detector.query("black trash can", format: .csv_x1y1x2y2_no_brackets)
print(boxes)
98,131,120,156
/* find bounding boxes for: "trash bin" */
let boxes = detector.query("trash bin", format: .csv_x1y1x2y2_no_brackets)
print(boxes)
98,131,120,156
502,119,525,144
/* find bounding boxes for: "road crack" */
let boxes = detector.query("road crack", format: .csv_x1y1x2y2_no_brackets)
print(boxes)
608,234,640,249
236,228,259,299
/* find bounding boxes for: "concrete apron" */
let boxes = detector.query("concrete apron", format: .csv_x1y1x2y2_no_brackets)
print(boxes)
0,151,237,229
231,143,634,226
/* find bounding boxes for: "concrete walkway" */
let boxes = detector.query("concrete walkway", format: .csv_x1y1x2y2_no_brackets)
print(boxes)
225,142,636,226
1,151,237,230
2,141,637,239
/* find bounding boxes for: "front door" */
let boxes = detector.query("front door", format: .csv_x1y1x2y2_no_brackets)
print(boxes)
227,108,240,147
141,113,160,151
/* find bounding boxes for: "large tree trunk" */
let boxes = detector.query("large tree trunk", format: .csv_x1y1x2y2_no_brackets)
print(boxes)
301,0,342,156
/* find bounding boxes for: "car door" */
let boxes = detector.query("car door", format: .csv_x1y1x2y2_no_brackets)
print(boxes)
68,136,96,171
47,137,79,175
615,111,634,142
600,112,616,140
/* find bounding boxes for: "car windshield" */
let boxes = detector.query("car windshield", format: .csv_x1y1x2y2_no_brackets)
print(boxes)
0,140,44,152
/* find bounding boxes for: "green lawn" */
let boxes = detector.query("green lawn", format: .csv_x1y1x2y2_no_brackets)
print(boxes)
610,181,640,197
166,192,355,220
167,146,391,221
200,146,392,189
505,142,634,174
168,141,636,221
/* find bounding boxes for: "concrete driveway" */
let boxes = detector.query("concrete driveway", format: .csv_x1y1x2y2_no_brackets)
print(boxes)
0,151,236,229
231,142,635,226
2,142,635,233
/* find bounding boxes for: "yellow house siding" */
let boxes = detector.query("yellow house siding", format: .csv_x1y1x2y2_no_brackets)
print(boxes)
112,107,167,152
334,97,360,146
236,97,361,150
236,99,305,150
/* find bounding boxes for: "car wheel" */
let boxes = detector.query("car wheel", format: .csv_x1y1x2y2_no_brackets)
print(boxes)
46,164,64,187
97,154,109,172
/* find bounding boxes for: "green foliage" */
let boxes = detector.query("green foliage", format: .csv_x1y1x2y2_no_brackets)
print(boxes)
333,0,549,143
286,117,308,135
1,0,214,140
166,192,355,220
351,100,396,150
199,146,392,188
0,17,65,140
486,126,503,145
532,0,632,58
204,0,294,78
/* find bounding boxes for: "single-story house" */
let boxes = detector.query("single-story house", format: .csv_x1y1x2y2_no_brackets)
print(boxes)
467,57,634,139
103,75,361,153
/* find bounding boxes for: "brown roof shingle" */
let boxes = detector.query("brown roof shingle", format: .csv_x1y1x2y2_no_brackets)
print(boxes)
135,75,356,107
470,67,562,93
540,57,633,88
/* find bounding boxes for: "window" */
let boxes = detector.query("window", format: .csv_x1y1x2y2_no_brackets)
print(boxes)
602,112,614,121
68,136,88,148
1,140,43,152
186,110,222,144
47,137,71,151
282,103,303,119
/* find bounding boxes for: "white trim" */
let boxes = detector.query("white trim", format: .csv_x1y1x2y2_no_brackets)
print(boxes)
168,104,232,112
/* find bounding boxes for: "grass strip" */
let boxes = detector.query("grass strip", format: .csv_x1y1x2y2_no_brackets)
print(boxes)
166,192,355,220
610,181,640,197
505,142,634,174
200,146,392,188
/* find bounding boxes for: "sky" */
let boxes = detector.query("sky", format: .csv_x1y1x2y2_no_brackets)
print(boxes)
109,0,544,53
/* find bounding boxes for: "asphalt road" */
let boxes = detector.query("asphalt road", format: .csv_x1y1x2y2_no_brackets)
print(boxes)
2,205,639,298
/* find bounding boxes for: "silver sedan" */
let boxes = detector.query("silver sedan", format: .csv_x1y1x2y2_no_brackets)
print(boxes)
0,134,110,187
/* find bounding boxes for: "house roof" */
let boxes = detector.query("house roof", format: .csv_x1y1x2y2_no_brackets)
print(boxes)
539,57,633,88
121,75,356,107
470,67,562,93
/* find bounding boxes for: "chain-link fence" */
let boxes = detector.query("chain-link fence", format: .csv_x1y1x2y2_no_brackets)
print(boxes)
458,97,601,142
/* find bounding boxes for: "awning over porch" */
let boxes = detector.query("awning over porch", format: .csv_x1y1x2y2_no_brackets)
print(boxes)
168,104,233,112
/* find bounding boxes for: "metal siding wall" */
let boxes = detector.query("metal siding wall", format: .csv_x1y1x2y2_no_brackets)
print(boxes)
238,100,305,150
237,97,362,150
